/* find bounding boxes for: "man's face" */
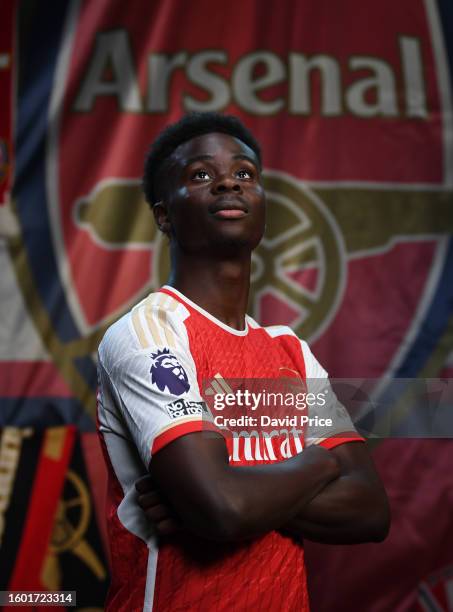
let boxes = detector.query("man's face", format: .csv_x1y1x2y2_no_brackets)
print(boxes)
156,132,266,254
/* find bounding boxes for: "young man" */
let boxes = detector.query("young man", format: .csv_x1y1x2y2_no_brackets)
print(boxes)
97,113,390,611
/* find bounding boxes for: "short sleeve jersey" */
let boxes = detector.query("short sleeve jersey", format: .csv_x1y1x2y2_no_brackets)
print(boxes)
97,286,363,612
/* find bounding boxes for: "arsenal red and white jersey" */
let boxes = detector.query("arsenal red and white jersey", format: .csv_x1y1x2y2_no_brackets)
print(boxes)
97,286,363,611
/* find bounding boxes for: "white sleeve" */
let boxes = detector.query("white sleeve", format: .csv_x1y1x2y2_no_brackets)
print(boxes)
98,317,217,468
300,340,364,449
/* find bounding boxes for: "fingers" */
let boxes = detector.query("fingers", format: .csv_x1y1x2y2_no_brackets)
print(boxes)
154,518,181,536
134,475,182,536
144,503,171,523
143,502,182,536
137,490,162,510
135,474,155,494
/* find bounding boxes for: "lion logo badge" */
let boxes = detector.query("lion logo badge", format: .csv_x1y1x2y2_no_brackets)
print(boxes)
150,348,190,396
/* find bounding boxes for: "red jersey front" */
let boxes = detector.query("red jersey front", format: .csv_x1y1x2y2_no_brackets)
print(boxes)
97,286,362,611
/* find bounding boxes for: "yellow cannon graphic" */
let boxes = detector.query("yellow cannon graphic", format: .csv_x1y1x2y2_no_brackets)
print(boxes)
75,174,453,342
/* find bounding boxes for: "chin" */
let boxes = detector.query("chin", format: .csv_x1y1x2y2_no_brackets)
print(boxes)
178,224,264,256
213,228,263,254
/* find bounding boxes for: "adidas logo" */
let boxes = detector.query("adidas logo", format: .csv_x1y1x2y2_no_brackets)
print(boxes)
204,373,234,397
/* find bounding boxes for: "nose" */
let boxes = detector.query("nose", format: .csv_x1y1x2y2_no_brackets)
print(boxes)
211,174,242,194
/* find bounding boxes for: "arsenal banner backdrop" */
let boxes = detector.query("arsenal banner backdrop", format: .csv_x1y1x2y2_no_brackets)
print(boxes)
1,0,453,609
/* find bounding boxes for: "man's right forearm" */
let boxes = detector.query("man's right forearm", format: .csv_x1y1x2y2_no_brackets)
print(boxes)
149,434,340,541
216,444,340,540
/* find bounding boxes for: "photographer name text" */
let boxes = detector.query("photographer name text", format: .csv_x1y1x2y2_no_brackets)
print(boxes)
213,415,332,428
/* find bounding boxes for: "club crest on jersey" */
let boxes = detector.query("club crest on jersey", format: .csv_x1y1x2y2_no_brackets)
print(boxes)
149,348,190,396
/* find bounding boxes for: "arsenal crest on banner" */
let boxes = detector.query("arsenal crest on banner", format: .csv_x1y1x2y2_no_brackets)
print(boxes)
1,0,453,610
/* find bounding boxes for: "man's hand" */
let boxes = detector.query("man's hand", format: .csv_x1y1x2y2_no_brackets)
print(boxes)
282,442,390,544
135,475,182,536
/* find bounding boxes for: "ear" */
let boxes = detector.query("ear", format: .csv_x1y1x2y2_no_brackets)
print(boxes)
152,200,171,235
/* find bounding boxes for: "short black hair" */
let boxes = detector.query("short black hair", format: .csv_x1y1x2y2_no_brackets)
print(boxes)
143,112,262,206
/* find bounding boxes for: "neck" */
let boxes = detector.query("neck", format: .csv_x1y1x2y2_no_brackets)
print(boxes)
167,248,252,330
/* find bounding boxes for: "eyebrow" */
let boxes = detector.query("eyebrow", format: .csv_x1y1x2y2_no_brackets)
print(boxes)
183,153,259,168
183,154,214,167
233,154,259,167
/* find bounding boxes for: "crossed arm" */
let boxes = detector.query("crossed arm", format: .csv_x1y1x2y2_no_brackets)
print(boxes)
136,432,390,544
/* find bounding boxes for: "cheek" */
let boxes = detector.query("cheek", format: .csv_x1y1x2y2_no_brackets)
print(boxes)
176,185,190,198
167,188,190,227
169,186,189,212
249,184,265,205
170,186,206,214
251,187,266,217
171,190,210,225
168,191,210,245
253,194,266,240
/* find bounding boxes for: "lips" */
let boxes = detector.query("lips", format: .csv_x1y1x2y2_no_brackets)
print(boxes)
209,197,249,218
214,209,247,219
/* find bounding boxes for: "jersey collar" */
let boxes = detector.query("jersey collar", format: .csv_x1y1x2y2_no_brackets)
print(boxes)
160,286,250,336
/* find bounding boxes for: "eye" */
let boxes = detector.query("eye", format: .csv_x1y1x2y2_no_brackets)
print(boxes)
236,168,254,180
192,169,211,181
